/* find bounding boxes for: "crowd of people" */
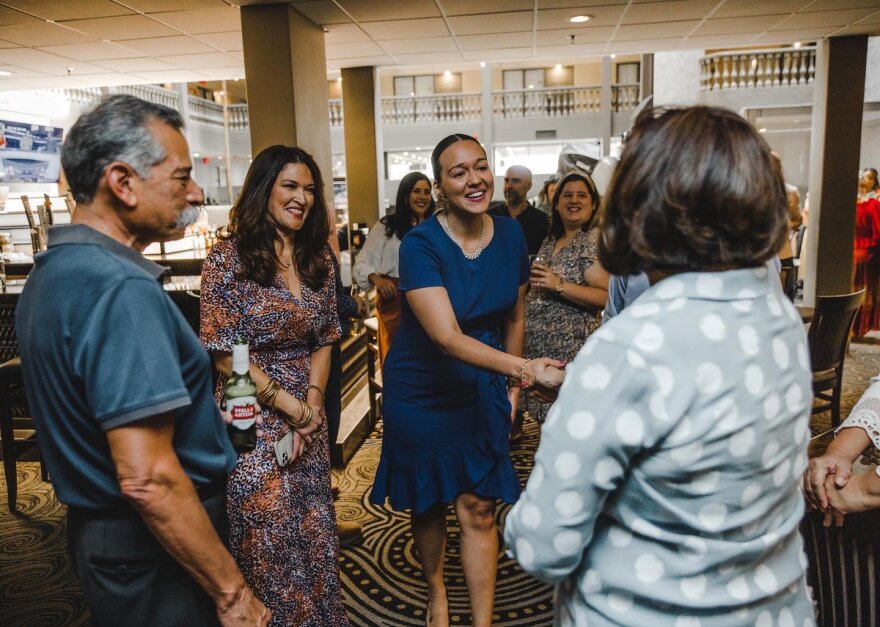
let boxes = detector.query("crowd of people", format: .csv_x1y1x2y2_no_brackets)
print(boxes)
11,92,880,627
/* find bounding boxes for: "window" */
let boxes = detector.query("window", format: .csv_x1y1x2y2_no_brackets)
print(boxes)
616,62,640,85
385,149,432,181
493,140,601,176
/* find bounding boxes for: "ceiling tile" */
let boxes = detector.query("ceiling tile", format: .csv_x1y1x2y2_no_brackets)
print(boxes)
457,32,533,51
0,20,97,46
0,1,133,21
343,0,440,22
131,69,209,82
801,0,880,10
0,65,43,77
92,57,178,72
608,37,683,54
124,0,226,11
122,35,216,55
392,51,466,65
0,39,18,48
383,37,458,54
537,6,627,30
777,8,877,29
538,0,629,7
36,41,143,61
614,21,701,41
448,12,533,36
328,55,395,68
854,10,880,24
692,16,791,37
151,8,241,35
161,52,240,69
324,23,371,44
827,23,880,35
0,5,42,26
441,0,533,15
461,47,532,61
195,66,247,79
536,27,615,46
326,40,387,59
622,0,719,24
682,34,768,49
62,15,179,40
289,1,352,26
532,43,607,57
753,28,838,44
361,17,446,40
712,0,806,19
195,31,243,51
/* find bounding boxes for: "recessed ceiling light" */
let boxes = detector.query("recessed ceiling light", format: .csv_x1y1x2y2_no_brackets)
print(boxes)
193,152,200,157
554,64,562,70
337,76,342,82
793,41,801,49
569,15,591,23
480,61,486,68
610,54,616,59
528,84,534,89
443,70,451,77
0,70,12,77
759,128,767,133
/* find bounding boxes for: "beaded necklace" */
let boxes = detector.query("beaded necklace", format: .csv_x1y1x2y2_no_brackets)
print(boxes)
438,209,486,260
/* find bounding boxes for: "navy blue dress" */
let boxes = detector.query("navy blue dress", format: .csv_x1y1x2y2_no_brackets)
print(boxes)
370,214,530,514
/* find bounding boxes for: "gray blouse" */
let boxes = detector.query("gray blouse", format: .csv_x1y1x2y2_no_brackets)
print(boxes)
505,267,815,626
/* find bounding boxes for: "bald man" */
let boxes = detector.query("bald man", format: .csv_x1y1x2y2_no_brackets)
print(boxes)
490,165,549,255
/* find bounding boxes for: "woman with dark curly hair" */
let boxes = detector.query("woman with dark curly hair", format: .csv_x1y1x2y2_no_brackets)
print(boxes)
199,145,349,626
506,106,813,625
353,171,435,363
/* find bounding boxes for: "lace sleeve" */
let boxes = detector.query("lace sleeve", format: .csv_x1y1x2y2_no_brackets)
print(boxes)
838,396,880,449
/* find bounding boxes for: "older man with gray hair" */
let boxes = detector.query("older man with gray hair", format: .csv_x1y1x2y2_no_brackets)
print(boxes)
15,95,269,626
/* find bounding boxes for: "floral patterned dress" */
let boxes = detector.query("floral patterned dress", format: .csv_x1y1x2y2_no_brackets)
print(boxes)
200,238,349,627
523,228,603,420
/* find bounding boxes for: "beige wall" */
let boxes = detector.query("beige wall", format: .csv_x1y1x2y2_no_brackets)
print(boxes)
328,79,342,99
462,70,482,93
379,74,394,97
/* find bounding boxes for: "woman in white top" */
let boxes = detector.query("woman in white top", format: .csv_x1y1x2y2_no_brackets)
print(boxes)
353,171,434,363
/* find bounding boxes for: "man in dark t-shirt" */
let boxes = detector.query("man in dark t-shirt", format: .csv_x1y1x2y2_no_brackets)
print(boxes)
489,165,549,255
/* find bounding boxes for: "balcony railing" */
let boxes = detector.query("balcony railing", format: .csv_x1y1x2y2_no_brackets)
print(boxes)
612,83,640,111
700,47,816,90
117,84,180,109
380,93,482,124
493,84,642,118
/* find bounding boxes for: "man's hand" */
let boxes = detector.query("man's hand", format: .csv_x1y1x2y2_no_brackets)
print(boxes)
527,358,566,389
216,586,271,626
822,471,875,527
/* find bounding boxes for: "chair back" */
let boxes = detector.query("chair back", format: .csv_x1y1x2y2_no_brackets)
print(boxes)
0,293,19,364
779,266,797,301
807,290,865,373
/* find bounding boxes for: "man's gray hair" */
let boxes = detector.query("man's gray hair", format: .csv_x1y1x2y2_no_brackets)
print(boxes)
61,94,184,203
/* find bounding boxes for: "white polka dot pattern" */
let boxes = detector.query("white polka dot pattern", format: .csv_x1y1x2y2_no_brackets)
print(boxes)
555,490,584,518
580,364,611,391
738,325,760,356
553,530,582,556
635,553,665,583
555,452,581,480
695,363,723,395
633,323,664,352
616,410,644,446
567,411,596,439
700,313,726,340
696,274,723,298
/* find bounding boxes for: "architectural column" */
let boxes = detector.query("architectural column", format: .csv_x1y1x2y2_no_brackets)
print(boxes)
176,83,191,140
341,66,384,226
239,3,333,199
802,36,868,304
640,53,654,103
481,63,494,171
600,56,612,156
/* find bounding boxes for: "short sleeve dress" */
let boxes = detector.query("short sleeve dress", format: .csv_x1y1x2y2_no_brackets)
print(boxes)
199,238,349,627
370,214,530,514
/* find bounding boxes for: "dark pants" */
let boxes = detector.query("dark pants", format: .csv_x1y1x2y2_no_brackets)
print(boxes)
326,341,342,448
66,492,227,627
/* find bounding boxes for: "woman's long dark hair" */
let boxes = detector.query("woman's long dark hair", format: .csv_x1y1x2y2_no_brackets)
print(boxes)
383,171,435,239
549,171,601,239
222,145,330,289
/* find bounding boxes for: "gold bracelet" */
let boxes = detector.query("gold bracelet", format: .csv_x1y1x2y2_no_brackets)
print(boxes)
285,398,313,430
555,280,565,294
307,384,326,404
257,379,282,409
520,358,533,389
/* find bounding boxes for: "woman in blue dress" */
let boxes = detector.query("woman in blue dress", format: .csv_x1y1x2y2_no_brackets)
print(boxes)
370,134,563,627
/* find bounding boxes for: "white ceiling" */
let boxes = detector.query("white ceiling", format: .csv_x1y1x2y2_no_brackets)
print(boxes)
0,0,877,91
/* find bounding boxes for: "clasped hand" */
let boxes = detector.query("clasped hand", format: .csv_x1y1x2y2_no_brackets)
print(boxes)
803,453,871,527
524,357,566,402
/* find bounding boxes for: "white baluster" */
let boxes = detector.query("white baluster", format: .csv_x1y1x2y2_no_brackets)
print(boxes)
731,55,740,89
722,56,731,88
699,58,707,90
807,51,815,84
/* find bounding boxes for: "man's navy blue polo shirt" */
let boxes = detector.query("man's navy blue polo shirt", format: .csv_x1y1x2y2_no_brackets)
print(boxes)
16,224,236,512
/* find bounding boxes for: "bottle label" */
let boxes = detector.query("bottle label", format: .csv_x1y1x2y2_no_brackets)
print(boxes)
227,395,257,429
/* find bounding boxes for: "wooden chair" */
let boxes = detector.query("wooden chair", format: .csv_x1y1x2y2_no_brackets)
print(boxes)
0,292,46,512
808,289,865,427
779,265,797,302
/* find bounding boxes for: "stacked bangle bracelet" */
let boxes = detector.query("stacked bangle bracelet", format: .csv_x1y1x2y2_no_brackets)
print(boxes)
285,398,313,430
307,384,325,404
257,379,282,410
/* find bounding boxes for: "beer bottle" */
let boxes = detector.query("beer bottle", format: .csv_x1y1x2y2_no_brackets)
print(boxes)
226,338,257,452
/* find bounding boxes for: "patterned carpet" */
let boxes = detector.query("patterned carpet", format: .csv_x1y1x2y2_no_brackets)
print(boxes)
3,339,880,627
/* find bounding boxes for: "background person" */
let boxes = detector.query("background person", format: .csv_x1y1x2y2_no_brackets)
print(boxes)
352,171,434,364
15,95,268,626
490,164,548,255
517,171,609,434
852,168,880,339
533,173,559,216
200,145,349,626
370,134,563,627
505,106,813,625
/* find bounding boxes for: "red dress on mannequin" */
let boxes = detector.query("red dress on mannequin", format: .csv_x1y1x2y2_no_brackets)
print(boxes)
853,192,880,338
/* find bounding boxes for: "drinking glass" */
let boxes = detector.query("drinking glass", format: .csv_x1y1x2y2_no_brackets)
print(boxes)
530,254,547,303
